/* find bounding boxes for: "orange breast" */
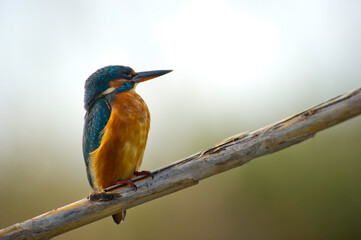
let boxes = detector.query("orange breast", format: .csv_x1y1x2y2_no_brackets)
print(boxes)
89,91,150,191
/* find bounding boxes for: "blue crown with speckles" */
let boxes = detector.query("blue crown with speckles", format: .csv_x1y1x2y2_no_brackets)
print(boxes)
84,65,133,110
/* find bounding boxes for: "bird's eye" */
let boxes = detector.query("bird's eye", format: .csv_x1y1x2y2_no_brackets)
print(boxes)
124,73,133,80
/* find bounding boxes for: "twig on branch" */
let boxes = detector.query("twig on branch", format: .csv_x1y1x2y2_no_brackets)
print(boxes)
1,87,361,240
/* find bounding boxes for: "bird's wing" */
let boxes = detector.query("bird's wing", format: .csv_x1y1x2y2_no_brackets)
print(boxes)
82,98,111,188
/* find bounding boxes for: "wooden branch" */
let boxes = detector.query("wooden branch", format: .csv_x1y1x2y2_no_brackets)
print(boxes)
1,87,361,240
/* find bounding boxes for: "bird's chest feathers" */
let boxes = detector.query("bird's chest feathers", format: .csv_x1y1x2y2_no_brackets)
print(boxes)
104,91,150,157
111,91,150,126
90,91,150,189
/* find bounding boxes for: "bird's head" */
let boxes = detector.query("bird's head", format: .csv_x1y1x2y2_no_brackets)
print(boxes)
84,65,171,110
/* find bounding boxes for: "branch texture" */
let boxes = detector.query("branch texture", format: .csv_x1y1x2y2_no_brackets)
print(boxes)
1,87,361,239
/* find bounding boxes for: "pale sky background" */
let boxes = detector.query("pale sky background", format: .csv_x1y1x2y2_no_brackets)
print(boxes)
0,0,359,165
0,0,360,239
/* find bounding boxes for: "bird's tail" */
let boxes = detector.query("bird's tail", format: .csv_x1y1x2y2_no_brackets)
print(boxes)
112,210,126,224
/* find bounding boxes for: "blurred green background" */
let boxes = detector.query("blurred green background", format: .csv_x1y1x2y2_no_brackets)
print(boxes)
1,0,361,239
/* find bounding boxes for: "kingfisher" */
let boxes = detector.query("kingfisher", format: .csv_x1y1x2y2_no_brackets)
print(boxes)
82,65,171,224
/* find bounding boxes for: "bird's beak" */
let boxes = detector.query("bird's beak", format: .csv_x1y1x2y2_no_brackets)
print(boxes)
133,70,172,83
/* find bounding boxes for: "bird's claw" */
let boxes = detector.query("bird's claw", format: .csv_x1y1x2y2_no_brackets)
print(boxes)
115,179,138,191
133,170,154,179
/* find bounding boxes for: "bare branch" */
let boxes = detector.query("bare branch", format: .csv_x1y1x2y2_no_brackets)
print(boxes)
1,87,360,240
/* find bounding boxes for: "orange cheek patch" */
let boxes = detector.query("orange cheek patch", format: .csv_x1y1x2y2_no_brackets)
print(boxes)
109,79,127,88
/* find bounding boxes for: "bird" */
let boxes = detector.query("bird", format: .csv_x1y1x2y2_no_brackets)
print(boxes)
82,65,171,224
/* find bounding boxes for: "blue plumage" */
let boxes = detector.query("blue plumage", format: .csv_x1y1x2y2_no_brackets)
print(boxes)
114,81,135,94
82,97,111,187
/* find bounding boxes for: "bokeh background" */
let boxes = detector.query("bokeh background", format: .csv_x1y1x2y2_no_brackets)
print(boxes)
1,0,361,239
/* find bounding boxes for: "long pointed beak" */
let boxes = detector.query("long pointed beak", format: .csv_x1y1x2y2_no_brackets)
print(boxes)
133,70,172,83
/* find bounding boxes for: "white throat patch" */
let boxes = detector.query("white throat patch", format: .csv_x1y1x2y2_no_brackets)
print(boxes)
99,87,116,97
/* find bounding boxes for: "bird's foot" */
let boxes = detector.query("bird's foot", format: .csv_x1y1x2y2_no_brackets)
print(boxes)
115,179,138,191
133,170,154,179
